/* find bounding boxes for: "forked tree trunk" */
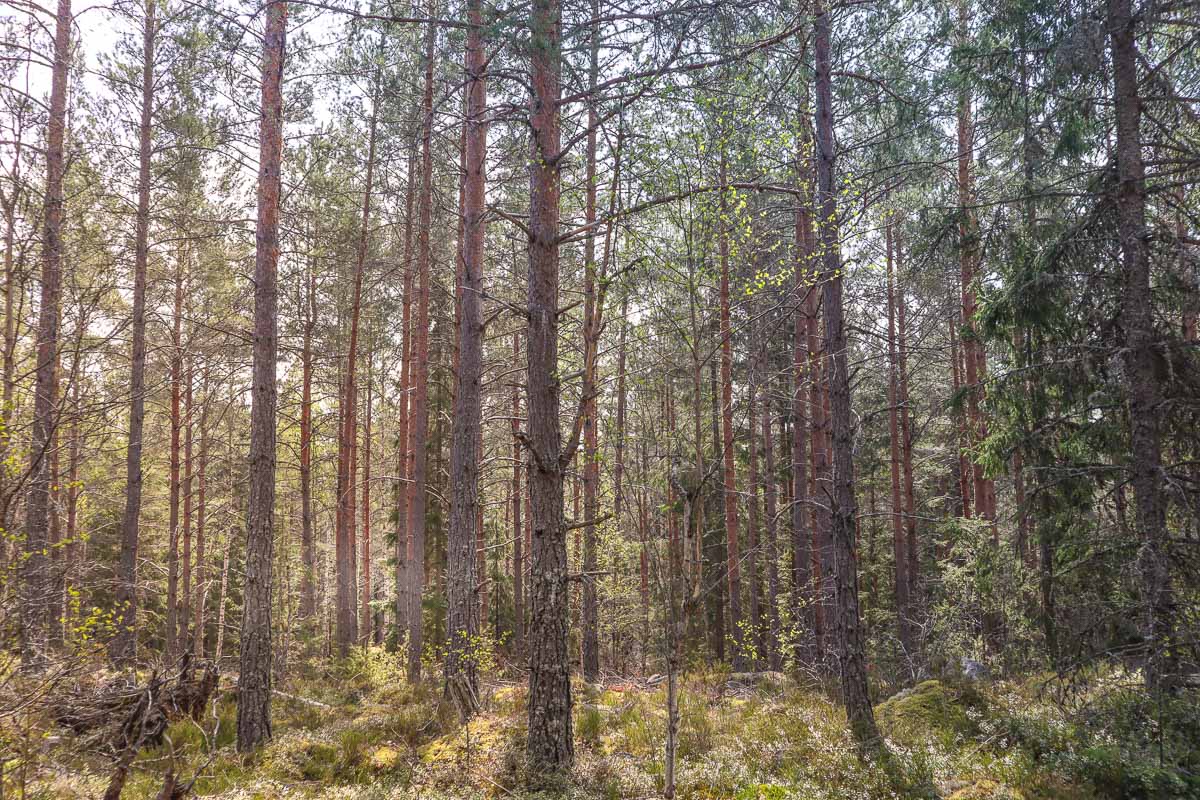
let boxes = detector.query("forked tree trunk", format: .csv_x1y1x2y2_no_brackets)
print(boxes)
236,0,286,751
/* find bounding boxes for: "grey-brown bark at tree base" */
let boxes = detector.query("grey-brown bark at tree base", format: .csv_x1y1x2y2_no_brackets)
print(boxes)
193,399,208,657
580,0,601,682
336,92,378,654
407,3,436,683
895,229,919,614
813,1,881,749
445,0,486,716
299,261,316,621
511,330,524,652
394,142,416,645
112,0,154,666
525,0,574,773
792,112,815,666
1107,0,1178,692
718,156,747,672
886,219,913,657
237,0,287,752
23,0,71,671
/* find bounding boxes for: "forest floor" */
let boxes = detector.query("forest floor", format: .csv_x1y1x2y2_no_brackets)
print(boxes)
17,649,1200,799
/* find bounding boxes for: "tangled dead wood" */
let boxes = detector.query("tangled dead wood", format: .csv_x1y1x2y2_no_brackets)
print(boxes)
53,653,218,800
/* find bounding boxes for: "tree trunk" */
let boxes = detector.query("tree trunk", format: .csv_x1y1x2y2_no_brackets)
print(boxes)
337,95,378,654
446,0,487,715
792,118,815,666
895,231,919,606
511,331,524,652
886,219,912,656
182,362,195,649
1107,0,1177,692
361,356,374,645
236,0,286,751
747,326,763,666
23,0,70,671
194,400,208,657
167,254,183,658
394,144,416,645
718,156,747,671
407,6,436,682
814,2,881,748
525,0,573,772
956,0,995,525
112,0,154,665
763,380,782,670
579,0,601,682
299,259,316,620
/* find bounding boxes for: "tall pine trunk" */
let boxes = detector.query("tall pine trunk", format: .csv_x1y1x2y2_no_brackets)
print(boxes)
299,259,316,620
236,0,286,751
579,0,601,682
112,0,153,665
525,0,574,772
1107,0,1178,692
886,218,912,655
407,5,437,682
813,1,881,748
337,96,378,653
446,0,487,715
718,156,746,671
23,0,70,670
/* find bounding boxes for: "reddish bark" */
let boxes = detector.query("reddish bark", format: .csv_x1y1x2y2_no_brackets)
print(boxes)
181,362,194,648
1108,0,1178,691
525,0,574,770
236,0,287,751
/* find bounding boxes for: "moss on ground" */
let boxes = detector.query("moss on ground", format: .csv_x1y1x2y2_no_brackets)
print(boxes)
17,656,1199,800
